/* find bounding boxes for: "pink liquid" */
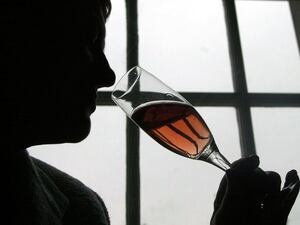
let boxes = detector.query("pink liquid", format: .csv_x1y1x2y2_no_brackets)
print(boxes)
132,102,212,159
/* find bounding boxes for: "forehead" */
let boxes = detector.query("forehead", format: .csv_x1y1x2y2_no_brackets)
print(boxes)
60,1,107,39
19,0,109,47
72,1,106,24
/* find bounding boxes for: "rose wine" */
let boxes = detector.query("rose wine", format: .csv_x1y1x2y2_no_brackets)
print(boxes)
131,101,213,159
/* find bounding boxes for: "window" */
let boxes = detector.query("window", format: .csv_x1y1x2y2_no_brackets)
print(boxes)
29,0,300,225
139,0,233,92
252,108,300,225
236,1,300,93
141,107,240,225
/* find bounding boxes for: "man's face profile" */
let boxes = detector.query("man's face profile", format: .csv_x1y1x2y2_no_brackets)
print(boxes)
3,0,115,149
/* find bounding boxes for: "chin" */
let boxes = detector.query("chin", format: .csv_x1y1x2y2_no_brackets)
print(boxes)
66,117,91,143
48,113,92,144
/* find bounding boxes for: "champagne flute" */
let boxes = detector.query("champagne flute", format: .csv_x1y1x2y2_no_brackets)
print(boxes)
111,66,231,171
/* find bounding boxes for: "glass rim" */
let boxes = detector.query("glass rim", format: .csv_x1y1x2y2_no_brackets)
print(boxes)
111,65,141,101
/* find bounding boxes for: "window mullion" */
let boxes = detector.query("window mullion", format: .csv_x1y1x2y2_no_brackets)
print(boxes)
290,0,300,54
125,0,140,225
223,0,256,157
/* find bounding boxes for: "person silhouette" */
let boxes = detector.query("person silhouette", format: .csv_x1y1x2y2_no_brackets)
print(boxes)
2,0,115,224
1,0,299,224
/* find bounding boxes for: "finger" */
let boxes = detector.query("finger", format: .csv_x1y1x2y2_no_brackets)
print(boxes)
286,180,300,211
230,155,259,172
225,166,271,205
282,172,300,216
284,170,299,188
265,171,281,193
264,171,300,219
262,191,287,225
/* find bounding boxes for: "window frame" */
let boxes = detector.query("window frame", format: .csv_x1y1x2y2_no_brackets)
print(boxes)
96,0,300,224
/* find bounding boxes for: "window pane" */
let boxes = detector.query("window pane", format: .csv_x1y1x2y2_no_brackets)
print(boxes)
29,107,126,225
236,1,300,93
102,0,127,91
141,107,240,225
139,0,233,92
251,108,300,225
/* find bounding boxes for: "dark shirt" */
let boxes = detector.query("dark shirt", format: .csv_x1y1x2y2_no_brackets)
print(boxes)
4,150,110,225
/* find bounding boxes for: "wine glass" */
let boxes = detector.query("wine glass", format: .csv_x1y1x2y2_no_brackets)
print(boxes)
111,66,231,171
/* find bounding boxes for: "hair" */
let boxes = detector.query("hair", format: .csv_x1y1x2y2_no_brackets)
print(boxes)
0,0,112,37
1,0,112,69
101,0,112,19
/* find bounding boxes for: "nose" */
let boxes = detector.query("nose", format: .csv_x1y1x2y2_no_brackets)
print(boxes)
93,51,116,88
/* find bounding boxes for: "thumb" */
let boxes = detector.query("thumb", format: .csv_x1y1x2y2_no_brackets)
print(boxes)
282,170,300,216
230,155,259,172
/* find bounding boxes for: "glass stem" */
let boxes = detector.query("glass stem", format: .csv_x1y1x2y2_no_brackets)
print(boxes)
198,140,232,171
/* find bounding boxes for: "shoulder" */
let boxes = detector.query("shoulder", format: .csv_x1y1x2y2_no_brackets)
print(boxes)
31,157,110,225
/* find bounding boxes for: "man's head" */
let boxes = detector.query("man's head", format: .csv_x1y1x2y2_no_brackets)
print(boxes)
2,0,115,150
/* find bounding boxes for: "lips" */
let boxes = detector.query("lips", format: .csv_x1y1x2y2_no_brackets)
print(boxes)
73,89,97,115
86,92,97,114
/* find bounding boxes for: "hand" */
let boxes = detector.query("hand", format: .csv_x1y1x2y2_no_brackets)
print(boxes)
262,170,299,225
210,156,299,225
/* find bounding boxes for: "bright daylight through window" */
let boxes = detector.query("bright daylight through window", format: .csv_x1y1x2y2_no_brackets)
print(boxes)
29,0,300,225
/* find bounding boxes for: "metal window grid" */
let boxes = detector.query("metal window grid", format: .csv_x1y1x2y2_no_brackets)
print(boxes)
96,0,300,224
